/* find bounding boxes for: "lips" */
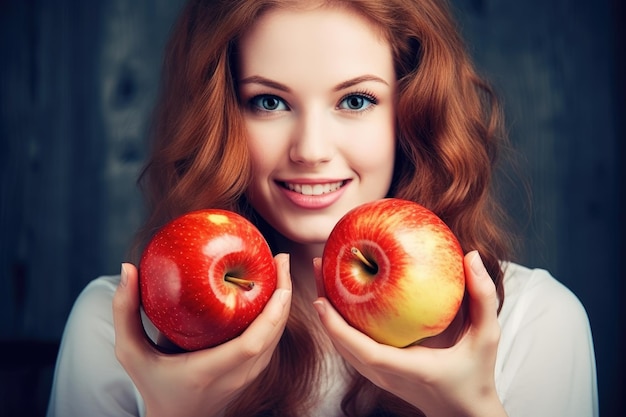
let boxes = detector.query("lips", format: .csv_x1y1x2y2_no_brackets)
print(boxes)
276,179,350,209
281,181,345,196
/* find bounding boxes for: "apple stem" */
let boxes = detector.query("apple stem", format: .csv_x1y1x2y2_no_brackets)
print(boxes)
351,247,377,273
224,275,255,291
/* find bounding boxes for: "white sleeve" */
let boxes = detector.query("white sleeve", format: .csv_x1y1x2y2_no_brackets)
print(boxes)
495,266,599,417
46,276,143,417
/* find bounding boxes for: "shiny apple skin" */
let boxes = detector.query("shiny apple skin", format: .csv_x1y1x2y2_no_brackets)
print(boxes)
139,209,277,351
322,198,465,347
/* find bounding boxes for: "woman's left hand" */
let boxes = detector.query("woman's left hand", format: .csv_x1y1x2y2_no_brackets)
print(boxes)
313,250,508,417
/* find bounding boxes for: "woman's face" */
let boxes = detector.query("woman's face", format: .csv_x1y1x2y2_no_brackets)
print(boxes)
238,6,396,245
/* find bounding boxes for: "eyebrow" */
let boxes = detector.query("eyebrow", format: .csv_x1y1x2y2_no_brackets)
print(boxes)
239,76,291,92
238,74,390,92
333,75,390,91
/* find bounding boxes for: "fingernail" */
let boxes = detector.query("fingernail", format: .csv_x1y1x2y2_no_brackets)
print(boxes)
120,263,128,287
282,253,290,274
313,300,326,316
470,251,488,278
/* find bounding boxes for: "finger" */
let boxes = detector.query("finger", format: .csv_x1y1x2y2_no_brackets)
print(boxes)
312,257,326,297
203,254,292,372
464,251,500,346
112,263,154,366
238,253,292,349
313,298,399,369
312,298,434,395
275,253,293,292
312,298,367,367
314,297,439,374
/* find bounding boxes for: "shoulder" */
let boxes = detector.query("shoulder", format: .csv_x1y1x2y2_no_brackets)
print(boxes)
84,274,121,294
47,275,143,417
74,275,121,313
494,263,598,417
499,262,590,330
60,275,124,347
61,275,121,344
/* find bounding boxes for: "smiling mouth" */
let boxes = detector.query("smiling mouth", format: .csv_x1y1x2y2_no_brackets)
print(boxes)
279,181,347,196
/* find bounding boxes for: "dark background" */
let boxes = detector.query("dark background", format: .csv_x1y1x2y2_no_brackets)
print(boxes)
0,0,623,416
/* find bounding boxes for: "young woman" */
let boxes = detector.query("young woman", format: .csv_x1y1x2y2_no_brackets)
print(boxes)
47,1,598,416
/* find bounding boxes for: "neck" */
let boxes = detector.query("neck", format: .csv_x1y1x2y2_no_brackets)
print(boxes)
273,233,325,302
273,234,341,357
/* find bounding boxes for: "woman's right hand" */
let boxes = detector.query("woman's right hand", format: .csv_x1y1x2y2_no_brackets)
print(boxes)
112,253,292,417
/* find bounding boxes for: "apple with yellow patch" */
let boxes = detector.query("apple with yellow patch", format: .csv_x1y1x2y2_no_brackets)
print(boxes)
139,209,277,351
322,198,465,347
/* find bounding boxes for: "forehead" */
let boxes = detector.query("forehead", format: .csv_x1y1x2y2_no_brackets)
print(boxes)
236,6,393,83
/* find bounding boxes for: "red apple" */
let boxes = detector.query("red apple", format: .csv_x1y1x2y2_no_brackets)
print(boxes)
322,198,465,347
139,209,277,351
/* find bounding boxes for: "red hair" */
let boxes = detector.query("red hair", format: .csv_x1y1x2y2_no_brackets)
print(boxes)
135,0,513,415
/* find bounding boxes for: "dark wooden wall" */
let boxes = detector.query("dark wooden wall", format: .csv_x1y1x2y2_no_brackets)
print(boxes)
0,0,623,416
0,1,186,415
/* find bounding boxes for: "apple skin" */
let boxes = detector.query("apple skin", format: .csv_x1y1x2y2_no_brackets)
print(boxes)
139,209,277,351
322,198,465,348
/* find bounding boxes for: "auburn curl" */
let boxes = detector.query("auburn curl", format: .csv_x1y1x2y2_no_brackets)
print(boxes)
134,1,514,416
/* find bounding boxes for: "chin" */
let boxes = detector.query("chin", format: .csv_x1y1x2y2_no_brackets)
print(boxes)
284,229,331,246
273,221,334,247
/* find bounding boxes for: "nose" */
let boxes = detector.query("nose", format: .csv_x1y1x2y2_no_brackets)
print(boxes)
289,110,335,166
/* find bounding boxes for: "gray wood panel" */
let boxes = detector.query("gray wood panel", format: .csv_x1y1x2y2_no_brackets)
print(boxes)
0,0,622,415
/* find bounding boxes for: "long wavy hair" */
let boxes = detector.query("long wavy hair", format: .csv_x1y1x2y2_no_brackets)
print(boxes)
134,0,514,415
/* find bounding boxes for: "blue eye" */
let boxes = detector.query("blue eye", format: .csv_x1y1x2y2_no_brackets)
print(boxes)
249,95,288,112
338,93,377,111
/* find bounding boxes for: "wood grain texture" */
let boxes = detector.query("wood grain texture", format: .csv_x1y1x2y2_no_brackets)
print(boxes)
0,0,621,415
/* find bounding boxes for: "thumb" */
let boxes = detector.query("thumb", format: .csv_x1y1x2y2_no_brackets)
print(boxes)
464,251,500,347
112,263,152,364
312,257,326,297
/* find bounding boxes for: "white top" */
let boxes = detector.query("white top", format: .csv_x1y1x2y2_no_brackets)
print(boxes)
46,262,598,417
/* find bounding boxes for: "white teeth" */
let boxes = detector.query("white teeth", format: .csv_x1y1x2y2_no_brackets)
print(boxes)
285,181,344,196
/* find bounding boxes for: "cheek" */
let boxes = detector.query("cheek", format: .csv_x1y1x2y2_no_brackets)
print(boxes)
248,146,269,175
245,117,294,164
347,124,396,174
246,128,281,174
